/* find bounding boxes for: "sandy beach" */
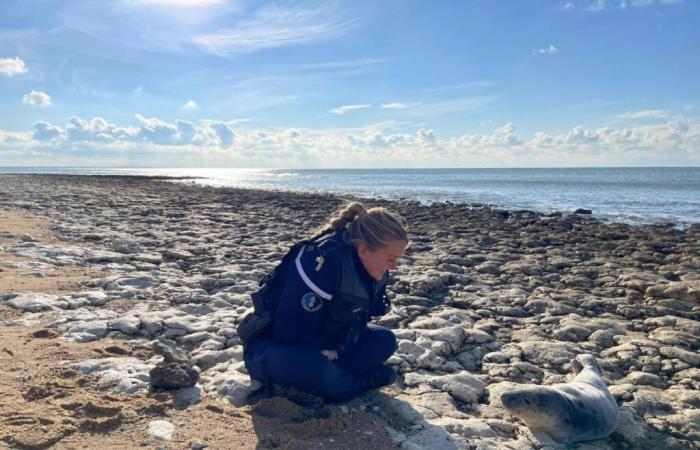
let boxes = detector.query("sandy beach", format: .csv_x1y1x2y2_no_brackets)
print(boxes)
1,174,698,450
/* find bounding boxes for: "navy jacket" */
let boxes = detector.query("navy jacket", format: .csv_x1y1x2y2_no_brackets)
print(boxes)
272,232,390,352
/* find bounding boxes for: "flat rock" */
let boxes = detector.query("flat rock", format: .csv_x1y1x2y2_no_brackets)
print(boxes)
148,420,174,440
150,362,200,390
5,293,63,312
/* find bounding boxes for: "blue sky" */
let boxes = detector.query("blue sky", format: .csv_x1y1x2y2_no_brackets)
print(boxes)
1,0,699,167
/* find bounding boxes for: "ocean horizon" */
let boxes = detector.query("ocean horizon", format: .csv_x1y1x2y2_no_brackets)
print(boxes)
2,166,699,225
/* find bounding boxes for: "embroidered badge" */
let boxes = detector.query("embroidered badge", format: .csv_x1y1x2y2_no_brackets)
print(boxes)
301,292,322,312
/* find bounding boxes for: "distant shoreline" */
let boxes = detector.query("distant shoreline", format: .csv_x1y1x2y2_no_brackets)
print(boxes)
2,166,699,170
2,173,698,228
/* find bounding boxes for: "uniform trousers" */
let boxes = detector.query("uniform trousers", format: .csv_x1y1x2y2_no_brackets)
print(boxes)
244,323,397,402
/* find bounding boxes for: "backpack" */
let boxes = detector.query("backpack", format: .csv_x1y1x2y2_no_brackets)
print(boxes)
237,228,335,345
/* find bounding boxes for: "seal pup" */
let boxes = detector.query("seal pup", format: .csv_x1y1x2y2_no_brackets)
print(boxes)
500,354,619,446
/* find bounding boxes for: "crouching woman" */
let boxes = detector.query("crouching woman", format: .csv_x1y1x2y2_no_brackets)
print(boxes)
240,202,409,402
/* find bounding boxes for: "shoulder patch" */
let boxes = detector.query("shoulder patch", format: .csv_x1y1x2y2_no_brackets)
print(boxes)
301,292,323,312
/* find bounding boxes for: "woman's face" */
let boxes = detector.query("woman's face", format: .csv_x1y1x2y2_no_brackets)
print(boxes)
357,241,408,281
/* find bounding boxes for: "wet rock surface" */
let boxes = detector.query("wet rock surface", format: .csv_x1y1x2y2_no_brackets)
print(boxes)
1,174,699,449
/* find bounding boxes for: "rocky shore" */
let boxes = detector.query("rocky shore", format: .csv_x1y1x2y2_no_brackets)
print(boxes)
1,174,698,450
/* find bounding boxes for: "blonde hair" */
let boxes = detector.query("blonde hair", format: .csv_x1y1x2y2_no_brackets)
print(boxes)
324,201,408,250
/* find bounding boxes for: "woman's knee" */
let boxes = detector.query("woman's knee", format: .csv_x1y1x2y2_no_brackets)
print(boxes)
371,327,398,358
243,339,271,383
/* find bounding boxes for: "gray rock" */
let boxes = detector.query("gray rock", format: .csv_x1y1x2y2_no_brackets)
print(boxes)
554,325,592,342
625,371,665,388
475,263,500,275
659,346,700,367
172,386,203,407
589,329,616,348
165,249,194,260
150,363,200,390
152,339,191,364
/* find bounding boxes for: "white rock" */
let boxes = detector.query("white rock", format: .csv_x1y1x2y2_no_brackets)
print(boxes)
430,417,497,439
109,315,142,334
149,420,174,440
134,253,163,264
400,422,458,450
200,364,262,406
85,250,129,263
73,357,154,394
5,293,63,312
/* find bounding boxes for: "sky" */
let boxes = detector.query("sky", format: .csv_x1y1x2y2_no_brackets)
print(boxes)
0,0,699,168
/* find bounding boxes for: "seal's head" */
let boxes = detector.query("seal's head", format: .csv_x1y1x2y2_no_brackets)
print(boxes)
500,387,566,430
571,353,601,375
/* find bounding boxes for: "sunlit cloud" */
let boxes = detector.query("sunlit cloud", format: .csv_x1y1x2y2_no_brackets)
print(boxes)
616,109,670,119
22,90,53,107
0,57,28,77
328,104,372,115
184,100,198,110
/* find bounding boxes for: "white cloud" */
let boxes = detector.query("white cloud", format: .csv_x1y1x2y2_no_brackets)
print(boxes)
33,122,63,141
22,90,52,107
0,57,28,76
66,116,136,142
135,114,180,144
209,122,235,146
184,100,198,110
328,104,372,115
193,4,357,55
381,102,421,110
534,45,559,55
3,116,698,167
616,109,670,120
573,0,683,11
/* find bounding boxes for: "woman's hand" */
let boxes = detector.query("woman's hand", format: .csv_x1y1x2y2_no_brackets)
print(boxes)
321,349,338,361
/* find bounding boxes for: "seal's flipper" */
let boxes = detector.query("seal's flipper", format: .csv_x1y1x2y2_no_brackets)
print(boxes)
531,430,564,449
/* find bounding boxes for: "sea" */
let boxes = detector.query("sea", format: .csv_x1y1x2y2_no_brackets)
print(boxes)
1,167,699,225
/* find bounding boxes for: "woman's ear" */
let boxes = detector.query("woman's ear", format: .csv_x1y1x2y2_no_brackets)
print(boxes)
356,242,370,259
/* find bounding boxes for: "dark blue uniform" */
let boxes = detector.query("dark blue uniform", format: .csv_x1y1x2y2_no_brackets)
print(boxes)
243,232,397,402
